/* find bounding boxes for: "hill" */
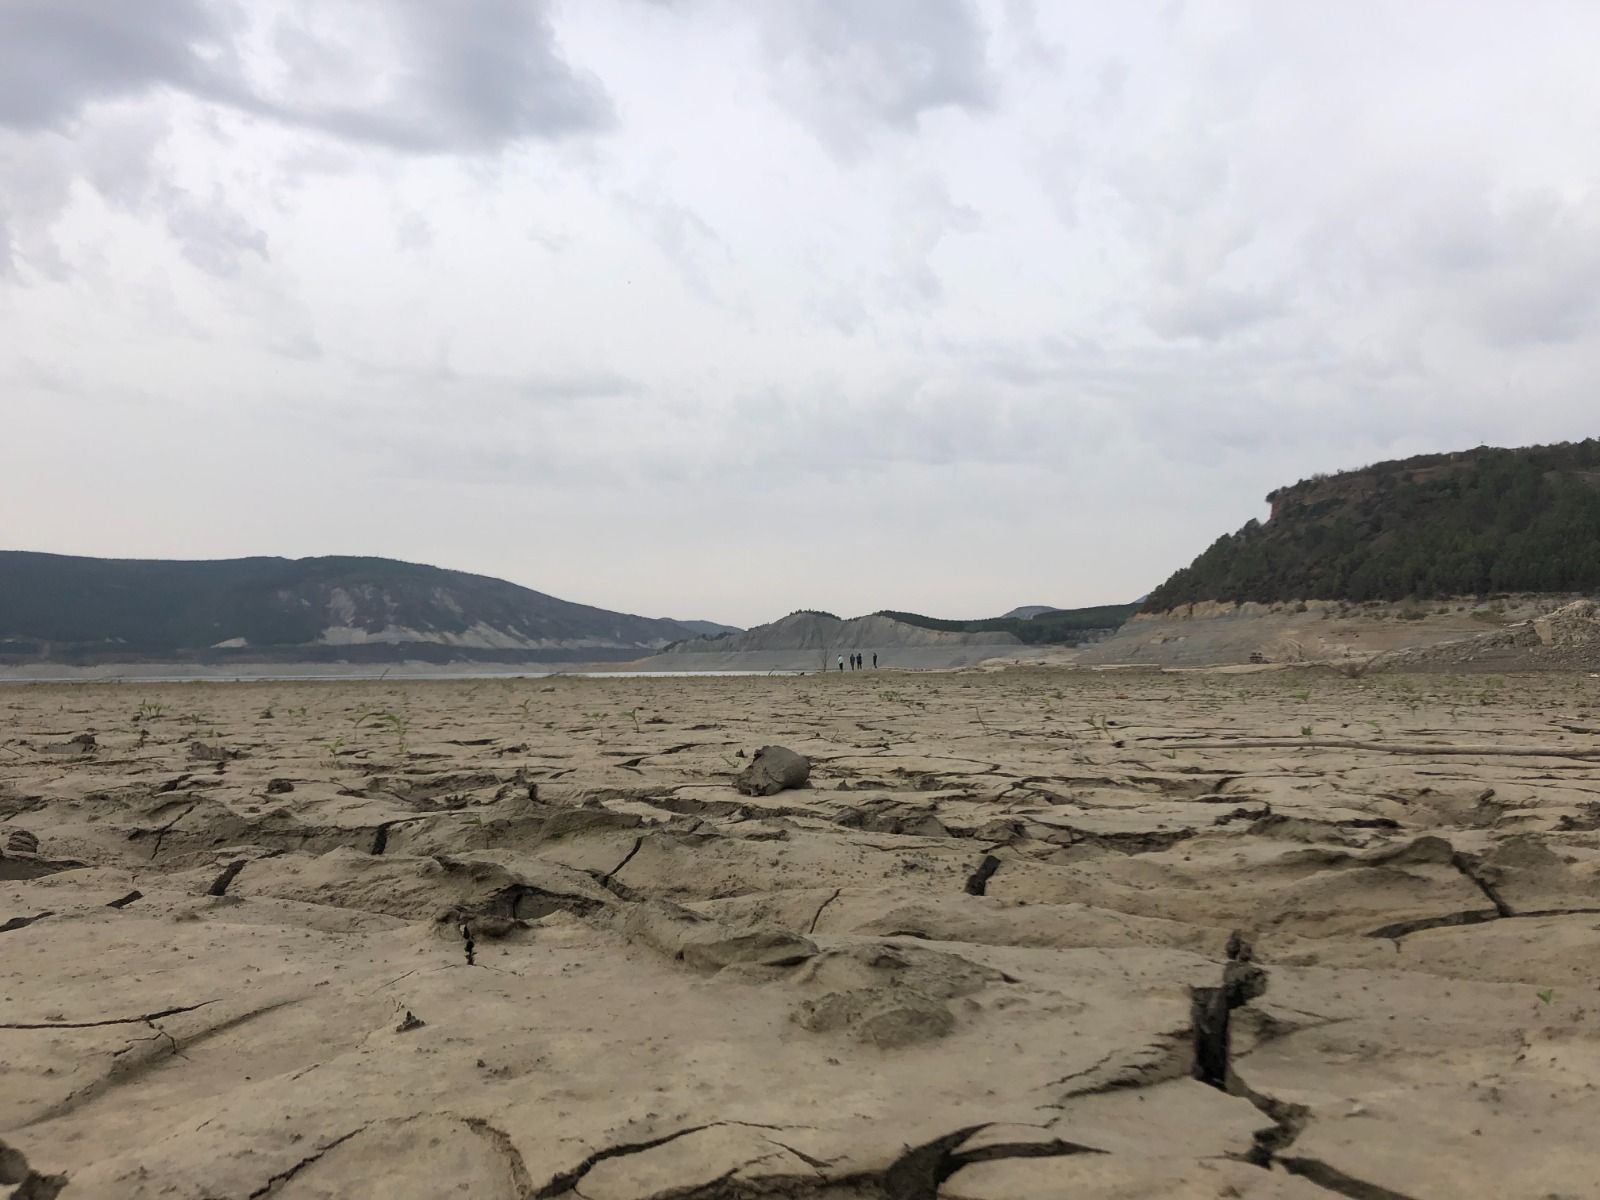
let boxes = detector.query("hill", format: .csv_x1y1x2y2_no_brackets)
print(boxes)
1000,605,1059,619
879,604,1139,645
1145,439,1600,610
0,552,702,666
664,611,1017,658
673,619,744,637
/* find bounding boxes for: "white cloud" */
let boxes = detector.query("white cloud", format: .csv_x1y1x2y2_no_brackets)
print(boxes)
3,0,1600,625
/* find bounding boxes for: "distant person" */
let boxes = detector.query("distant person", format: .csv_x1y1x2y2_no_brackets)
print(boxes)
837,654,844,672
872,652,878,668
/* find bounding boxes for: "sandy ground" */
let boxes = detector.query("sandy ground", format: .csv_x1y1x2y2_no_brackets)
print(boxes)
3,669,1600,1199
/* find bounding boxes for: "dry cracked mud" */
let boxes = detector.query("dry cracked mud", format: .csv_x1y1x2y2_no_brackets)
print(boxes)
3,669,1599,1198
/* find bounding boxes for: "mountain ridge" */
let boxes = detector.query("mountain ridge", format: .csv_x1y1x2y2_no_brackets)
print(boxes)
0,551,703,665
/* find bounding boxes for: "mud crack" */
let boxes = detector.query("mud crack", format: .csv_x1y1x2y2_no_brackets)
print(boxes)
458,1115,537,1196
1363,849,1600,940
130,802,197,860
807,888,842,935
207,859,247,897
1191,932,1268,1089
602,836,644,884
1278,1155,1418,1199
880,1123,1104,1200
1449,851,1512,917
534,1124,717,1198
2,1000,220,1030
1,912,53,934
963,854,1001,896
245,1124,372,1198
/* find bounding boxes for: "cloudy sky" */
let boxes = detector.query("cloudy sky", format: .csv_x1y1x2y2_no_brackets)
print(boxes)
3,1,1598,626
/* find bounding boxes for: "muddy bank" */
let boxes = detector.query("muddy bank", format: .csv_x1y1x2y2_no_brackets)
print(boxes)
1080,595,1591,668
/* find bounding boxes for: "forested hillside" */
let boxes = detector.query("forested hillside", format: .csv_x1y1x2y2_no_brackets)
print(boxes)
1145,440,1600,609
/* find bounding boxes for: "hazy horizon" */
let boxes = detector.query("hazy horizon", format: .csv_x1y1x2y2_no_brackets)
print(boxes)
0,543,1144,626
5,1,1599,627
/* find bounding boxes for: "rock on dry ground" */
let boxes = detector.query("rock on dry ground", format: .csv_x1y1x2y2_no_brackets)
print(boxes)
2,669,1599,1198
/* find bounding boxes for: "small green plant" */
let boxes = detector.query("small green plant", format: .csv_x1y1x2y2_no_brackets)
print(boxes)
1537,988,1555,1005
1300,725,1313,737
355,709,408,757
135,701,167,722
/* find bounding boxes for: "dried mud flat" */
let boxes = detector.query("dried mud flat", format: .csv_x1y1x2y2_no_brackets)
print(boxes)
4,671,1600,1200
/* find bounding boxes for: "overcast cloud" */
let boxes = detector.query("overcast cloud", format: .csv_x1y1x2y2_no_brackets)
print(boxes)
2,0,1598,625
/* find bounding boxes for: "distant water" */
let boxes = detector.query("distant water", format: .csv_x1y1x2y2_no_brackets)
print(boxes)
0,669,809,684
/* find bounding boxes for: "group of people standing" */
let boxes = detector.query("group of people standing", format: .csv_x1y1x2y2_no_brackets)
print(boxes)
837,651,877,671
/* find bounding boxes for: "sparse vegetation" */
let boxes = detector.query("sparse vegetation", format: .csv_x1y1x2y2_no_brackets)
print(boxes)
876,604,1139,645
355,709,408,757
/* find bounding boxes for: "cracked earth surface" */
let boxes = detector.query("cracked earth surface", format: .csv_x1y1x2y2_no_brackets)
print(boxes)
2,669,1599,1198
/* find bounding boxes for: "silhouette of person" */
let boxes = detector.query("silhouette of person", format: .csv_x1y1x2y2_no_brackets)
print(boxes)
837,654,844,672
872,652,878,668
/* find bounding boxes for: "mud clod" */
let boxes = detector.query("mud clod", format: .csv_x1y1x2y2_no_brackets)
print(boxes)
733,745,811,796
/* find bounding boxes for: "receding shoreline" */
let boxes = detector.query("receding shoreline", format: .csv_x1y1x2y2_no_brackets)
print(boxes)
0,642,1067,682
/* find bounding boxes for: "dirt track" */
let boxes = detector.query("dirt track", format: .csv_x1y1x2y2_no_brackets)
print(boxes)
4,670,1599,1198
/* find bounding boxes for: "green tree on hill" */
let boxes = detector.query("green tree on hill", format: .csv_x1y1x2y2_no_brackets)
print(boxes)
1146,439,1600,608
